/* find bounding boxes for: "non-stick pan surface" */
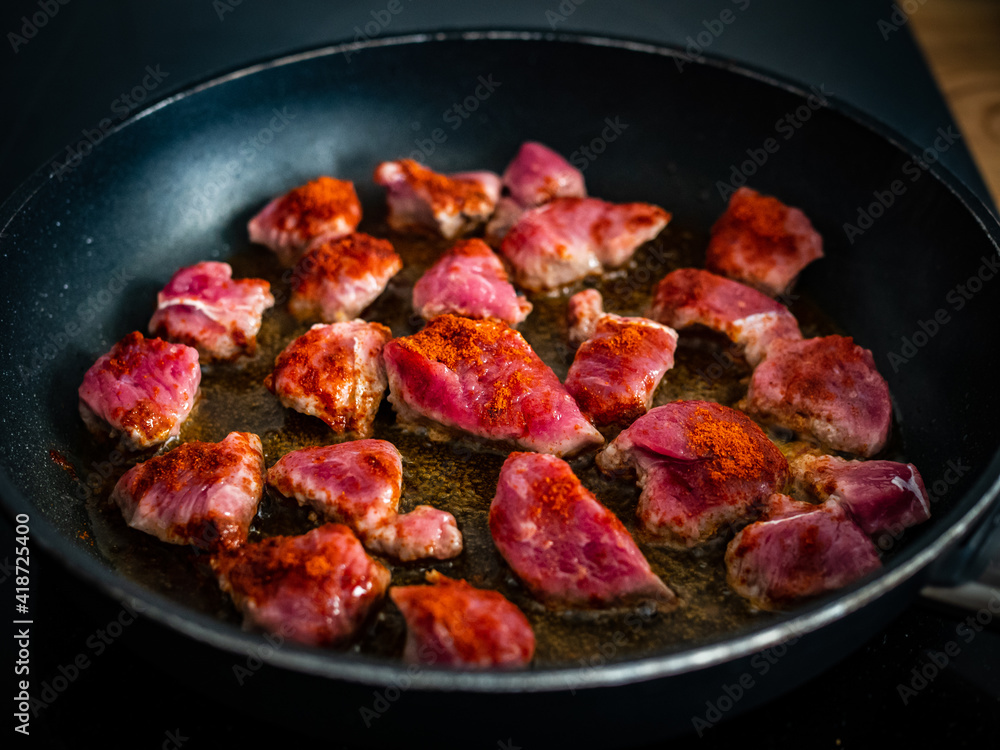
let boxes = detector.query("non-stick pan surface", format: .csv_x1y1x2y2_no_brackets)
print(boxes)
1,32,999,745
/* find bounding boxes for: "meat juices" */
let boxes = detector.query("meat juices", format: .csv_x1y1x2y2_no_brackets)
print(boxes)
267,439,462,561
597,401,788,548
373,159,501,239
500,197,670,291
390,571,535,668
78,332,201,450
148,261,275,361
411,238,532,325
110,432,264,551
725,494,882,610
647,268,802,367
212,523,390,647
744,335,892,457
706,187,824,296
247,176,362,267
489,452,676,609
383,315,604,457
265,320,391,438
288,233,402,323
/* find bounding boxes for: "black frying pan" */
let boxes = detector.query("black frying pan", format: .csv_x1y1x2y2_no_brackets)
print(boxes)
2,32,999,747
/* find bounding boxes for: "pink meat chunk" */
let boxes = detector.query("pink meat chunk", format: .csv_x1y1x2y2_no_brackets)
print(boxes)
647,268,802,366
288,233,402,323
500,197,670,291
148,261,274,361
247,176,362,267
565,313,678,429
725,494,882,610
744,335,892,457
78,332,201,450
373,159,501,239
383,315,604,457
567,289,605,346
596,401,789,548
790,453,930,536
412,238,532,325
706,187,824,296
267,439,462,561
390,571,535,668
110,432,264,551
264,321,391,437
212,523,390,647
489,452,676,609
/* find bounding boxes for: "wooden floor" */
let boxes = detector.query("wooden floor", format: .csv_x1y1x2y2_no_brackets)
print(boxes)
908,0,1000,208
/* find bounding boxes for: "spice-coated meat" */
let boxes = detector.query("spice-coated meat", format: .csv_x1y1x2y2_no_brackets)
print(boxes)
390,571,535,667
288,233,402,323
247,176,362,267
267,439,462,561
78,332,201,450
706,187,824,296
212,523,390,647
412,238,532,325
148,261,274,361
566,288,605,347
265,320,391,438
597,401,789,548
725,494,882,610
383,315,604,457
489,452,677,609
374,159,501,239
743,335,892,457
111,432,264,551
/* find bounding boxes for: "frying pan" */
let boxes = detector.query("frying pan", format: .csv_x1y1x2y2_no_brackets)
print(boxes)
2,32,999,747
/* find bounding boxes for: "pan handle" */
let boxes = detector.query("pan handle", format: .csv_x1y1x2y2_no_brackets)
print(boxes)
921,497,1000,608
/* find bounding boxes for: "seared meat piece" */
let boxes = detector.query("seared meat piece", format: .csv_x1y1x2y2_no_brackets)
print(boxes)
566,288,605,346
288,233,402,323
373,159,501,239
744,335,892,457
790,453,930,536
489,452,676,609
247,176,362,267
383,315,603,457
78,331,201,450
647,268,801,366
725,494,882,610
265,321,391,437
267,439,462,561
212,523,390,646
148,261,274,361
390,571,535,668
411,238,532,325
706,187,824,296
110,432,264,551
500,197,670,291
597,401,788,548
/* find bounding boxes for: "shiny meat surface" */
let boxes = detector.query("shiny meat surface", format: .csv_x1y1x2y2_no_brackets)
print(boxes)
566,288,605,346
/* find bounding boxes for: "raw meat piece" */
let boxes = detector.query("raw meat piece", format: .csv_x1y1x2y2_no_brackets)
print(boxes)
288,233,402,323
265,320,391,437
744,335,892,457
597,401,788,548
110,432,264,551
383,315,603,457
489,452,676,609
390,571,535,668
706,187,824,297
148,261,274,361
267,439,462,561
411,238,532,325
725,494,882,610
212,523,390,646
78,331,201,450
373,159,501,239
500,197,670,291
247,176,362,266
567,288,605,346
647,268,801,366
